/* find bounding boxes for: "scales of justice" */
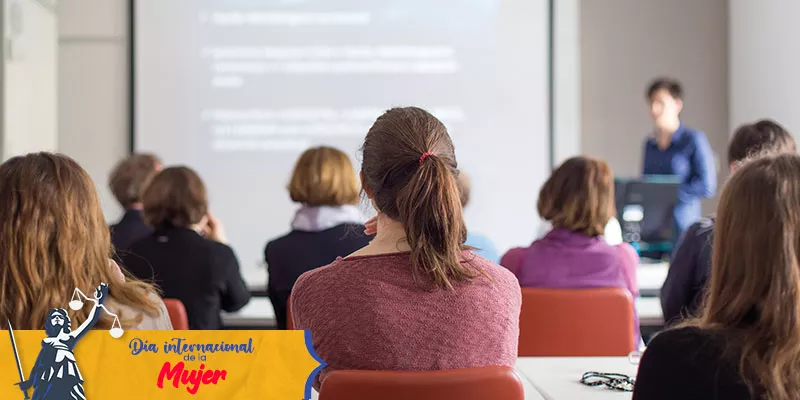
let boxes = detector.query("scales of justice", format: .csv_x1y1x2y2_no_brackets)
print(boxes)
7,283,124,400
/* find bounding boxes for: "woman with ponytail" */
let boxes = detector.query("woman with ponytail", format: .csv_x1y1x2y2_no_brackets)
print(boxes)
292,107,521,386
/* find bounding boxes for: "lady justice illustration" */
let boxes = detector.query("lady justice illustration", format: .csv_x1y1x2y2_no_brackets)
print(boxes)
11,283,124,400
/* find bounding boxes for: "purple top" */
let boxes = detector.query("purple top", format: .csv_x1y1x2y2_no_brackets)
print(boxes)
502,228,640,345
517,228,628,288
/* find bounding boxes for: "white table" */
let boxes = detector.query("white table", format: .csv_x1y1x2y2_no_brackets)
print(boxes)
635,297,663,326
637,260,668,296
516,357,637,399
221,297,277,328
244,267,267,294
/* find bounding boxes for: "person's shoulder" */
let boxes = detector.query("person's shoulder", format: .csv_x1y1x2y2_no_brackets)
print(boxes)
264,231,295,254
687,217,715,238
206,239,236,259
683,127,711,143
468,256,522,309
468,254,521,289
321,223,372,243
499,247,526,272
119,236,156,263
292,260,342,298
108,292,174,330
635,326,733,399
127,233,155,249
647,326,722,358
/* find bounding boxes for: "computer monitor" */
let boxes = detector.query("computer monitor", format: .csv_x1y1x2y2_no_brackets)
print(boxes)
615,176,681,252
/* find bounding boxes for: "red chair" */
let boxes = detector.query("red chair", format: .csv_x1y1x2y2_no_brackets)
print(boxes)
319,366,524,400
518,287,635,356
163,298,189,330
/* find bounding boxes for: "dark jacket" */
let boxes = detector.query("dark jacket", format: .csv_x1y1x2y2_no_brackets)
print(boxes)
661,217,714,325
110,209,152,251
121,227,251,329
265,224,371,329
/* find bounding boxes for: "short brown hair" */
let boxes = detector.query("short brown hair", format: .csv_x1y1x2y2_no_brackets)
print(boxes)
728,119,795,164
109,153,162,208
288,146,359,206
142,166,208,228
537,156,614,237
647,77,683,100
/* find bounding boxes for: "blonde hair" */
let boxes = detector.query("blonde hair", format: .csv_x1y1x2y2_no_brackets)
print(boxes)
288,146,360,206
537,156,614,237
690,153,800,399
0,153,161,330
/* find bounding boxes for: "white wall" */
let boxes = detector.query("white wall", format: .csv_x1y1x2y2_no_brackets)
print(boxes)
3,0,58,159
729,0,800,136
552,0,581,165
580,0,729,212
58,0,128,221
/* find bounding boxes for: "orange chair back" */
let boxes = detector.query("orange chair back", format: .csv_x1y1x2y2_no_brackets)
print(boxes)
319,366,524,400
163,298,189,330
518,287,634,356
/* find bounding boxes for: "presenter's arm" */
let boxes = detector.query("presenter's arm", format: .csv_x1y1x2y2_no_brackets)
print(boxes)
682,133,717,198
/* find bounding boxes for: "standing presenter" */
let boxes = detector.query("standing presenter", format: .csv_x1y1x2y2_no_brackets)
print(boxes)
642,77,716,241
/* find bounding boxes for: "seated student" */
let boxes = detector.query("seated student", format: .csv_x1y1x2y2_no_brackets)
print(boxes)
634,153,800,400
291,107,521,387
456,171,500,263
500,156,640,343
535,216,624,245
265,146,371,330
108,153,162,251
121,166,250,329
660,120,795,325
0,152,172,330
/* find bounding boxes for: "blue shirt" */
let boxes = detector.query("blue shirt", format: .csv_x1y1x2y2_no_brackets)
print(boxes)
642,124,716,235
465,231,500,263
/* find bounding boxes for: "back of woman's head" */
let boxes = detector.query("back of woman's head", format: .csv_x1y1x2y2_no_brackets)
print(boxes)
537,156,614,237
361,107,473,289
143,166,208,229
288,146,359,206
699,152,800,399
0,152,159,330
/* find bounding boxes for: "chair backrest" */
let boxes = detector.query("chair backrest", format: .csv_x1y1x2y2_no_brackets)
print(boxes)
319,366,524,400
162,298,189,330
518,287,634,356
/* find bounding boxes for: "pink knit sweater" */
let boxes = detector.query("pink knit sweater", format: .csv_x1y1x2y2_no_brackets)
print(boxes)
291,251,521,386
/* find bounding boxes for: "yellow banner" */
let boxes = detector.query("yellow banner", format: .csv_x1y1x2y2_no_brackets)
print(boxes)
1,330,323,399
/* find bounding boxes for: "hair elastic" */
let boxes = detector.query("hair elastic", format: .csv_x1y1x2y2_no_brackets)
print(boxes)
419,152,435,165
